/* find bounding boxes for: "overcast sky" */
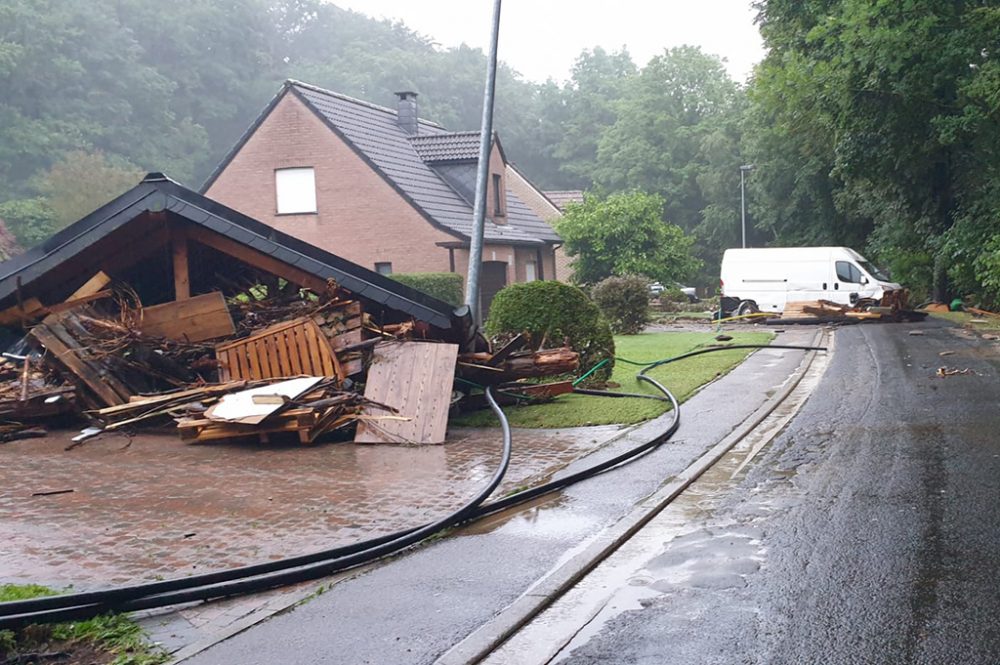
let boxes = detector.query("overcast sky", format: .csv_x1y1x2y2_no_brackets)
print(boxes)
332,1,766,84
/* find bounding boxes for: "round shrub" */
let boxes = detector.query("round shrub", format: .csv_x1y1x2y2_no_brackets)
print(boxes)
590,275,650,334
485,281,615,384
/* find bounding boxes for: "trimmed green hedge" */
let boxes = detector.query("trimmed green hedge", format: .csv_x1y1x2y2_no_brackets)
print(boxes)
389,272,464,307
485,280,615,384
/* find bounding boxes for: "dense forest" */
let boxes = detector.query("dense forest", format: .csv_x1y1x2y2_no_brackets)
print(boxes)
0,0,997,302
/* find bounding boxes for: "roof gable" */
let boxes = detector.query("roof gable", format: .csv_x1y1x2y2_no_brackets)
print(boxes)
208,80,558,246
0,174,466,332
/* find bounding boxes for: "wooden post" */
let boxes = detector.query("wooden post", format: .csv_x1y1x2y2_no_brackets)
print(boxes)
172,229,190,300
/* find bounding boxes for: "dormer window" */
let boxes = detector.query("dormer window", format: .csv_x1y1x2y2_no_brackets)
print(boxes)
492,172,505,219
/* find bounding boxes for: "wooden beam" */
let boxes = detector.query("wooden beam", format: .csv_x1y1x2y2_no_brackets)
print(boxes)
184,225,331,295
172,229,190,300
68,271,112,301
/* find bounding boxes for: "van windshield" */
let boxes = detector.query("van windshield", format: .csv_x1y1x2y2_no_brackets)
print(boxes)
858,260,890,281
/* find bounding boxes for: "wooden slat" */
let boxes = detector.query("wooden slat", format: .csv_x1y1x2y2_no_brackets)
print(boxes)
171,232,190,300
139,292,235,342
48,315,134,401
68,271,112,301
213,317,337,381
355,342,458,445
30,325,125,406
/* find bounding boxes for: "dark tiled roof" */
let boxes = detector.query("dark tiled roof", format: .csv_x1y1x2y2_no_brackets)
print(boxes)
288,81,559,245
409,132,481,163
0,174,467,332
544,190,585,211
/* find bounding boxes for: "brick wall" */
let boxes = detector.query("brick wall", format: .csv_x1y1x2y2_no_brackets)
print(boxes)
205,93,456,274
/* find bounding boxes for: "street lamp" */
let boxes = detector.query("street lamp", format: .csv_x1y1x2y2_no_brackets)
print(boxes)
740,164,754,249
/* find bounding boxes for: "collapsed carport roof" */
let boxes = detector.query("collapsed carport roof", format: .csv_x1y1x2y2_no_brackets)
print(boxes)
0,173,469,335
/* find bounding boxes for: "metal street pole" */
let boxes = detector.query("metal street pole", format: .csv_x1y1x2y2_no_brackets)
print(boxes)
740,164,754,249
464,0,502,328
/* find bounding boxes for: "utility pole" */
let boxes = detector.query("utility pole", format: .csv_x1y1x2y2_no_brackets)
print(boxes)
740,164,754,248
464,0,502,327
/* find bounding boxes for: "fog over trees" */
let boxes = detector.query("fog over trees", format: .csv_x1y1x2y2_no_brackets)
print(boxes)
1,0,997,301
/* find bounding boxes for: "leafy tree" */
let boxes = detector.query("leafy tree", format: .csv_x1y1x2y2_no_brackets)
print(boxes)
38,152,143,227
0,198,57,249
557,191,700,285
748,0,1000,301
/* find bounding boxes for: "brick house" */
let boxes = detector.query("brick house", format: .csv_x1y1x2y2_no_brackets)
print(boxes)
202,80,562,314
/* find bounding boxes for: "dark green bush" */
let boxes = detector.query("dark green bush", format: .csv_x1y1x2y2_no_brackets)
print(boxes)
662,286,688,304
485,280,615,384
389,272,464,307
590,275,650,334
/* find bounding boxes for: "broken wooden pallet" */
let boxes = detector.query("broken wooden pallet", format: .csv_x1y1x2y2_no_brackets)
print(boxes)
216,318,342,382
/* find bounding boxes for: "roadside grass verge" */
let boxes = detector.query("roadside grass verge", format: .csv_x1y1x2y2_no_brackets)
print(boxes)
453,331,774,428
930,311,1000,334
0,584,167,665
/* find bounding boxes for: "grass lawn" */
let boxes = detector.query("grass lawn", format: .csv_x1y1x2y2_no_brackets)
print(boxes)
0,584,167,665
453,330,774,429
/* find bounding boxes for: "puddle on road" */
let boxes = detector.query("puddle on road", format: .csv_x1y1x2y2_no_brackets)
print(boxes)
481,337,831,665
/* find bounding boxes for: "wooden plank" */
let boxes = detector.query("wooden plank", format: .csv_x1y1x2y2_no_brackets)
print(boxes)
68,271,112,301
0,298,45,326
275,331,293,377
138,292,235,342
45,315,135,401
172,232,191,300
29,325,125,406
94,382,246,416
330,329,363,350
46,290,113,315
355,341,458,445
217,348,233,382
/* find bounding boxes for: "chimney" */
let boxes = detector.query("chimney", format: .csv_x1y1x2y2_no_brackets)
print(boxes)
394,91,419,135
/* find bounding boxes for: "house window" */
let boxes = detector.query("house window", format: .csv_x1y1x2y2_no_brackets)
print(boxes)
492,173,504,217
275,167,317,214
525,260,537,282
375,262,393,276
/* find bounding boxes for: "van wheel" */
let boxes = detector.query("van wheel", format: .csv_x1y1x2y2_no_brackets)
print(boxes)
736,300,760,317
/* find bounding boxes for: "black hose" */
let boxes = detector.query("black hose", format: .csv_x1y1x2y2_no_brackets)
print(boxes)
0,343,824,629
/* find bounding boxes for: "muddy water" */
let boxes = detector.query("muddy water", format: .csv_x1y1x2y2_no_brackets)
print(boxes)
0,425,621,587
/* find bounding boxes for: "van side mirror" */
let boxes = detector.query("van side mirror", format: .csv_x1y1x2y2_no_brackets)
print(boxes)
860,276,869,285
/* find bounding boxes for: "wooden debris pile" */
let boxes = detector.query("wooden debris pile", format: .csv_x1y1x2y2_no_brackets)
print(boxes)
85,377,389,444
0,264,590,445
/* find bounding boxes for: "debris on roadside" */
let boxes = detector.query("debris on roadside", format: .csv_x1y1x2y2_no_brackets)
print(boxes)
0,178,590,446
936,367,974,377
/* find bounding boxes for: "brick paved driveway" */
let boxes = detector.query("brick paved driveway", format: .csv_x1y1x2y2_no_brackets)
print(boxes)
0,425,622,589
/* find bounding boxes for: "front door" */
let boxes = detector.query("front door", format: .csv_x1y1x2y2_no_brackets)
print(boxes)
480,261,508,320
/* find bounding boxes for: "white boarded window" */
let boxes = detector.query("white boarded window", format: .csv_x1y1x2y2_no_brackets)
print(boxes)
275,167,316,214
525,260,537,282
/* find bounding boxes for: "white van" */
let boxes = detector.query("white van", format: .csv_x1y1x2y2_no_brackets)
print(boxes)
720,247,903,315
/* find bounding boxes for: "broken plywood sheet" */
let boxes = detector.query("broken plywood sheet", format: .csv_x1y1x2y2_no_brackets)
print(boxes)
139,291,235,342
355,341,458,445
205,376,324,425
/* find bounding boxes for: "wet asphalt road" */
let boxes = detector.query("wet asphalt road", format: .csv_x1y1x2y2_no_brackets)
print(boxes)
182,328,820,665
557,320,1000,664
